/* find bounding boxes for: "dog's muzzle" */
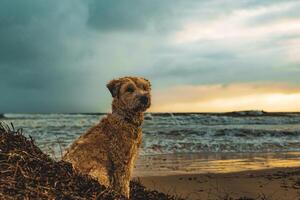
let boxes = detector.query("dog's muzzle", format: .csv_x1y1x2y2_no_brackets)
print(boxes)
139,95,149,106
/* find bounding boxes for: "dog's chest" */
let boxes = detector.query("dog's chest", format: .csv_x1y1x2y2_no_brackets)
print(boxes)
108,126,142,154
112,123,141,139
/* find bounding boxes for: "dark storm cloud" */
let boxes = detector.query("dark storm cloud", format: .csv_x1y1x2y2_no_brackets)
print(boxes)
85,0,211,33
87,0,167,31
0,1,61,64
0,0,193,112
0,0,94,112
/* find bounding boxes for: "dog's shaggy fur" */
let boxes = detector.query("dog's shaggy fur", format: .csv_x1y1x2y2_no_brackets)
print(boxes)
63,76,151,198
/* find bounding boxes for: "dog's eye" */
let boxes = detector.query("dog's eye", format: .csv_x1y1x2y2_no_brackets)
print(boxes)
126,87,134,93
142,85,148,91
139,84,147,90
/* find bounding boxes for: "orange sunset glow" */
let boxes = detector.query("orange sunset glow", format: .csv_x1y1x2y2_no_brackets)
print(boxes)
150,83,300,112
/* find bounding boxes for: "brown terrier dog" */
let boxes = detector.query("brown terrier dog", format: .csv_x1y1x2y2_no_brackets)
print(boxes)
63,76,151,198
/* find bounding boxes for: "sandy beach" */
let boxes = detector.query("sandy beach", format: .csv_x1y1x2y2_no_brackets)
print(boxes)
138,167,300,200
132,152,300,199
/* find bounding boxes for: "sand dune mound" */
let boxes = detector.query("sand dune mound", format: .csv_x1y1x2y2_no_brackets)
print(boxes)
0,122,183,200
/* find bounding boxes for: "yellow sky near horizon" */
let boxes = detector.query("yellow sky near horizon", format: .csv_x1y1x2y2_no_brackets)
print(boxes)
149,82,300,112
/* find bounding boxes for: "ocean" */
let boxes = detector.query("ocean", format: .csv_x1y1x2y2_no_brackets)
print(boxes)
2,112,300,176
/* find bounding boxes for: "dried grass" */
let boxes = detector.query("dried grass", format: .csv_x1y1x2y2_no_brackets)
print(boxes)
0,122,183,200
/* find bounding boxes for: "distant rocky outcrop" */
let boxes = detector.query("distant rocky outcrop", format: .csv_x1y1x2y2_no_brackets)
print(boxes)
225,110,268,117
222,110,300,117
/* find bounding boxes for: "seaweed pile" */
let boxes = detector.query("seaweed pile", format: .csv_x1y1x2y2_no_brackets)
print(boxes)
0,123,183,200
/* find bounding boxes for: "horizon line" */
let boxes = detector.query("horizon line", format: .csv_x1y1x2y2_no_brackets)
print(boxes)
2,110,300,115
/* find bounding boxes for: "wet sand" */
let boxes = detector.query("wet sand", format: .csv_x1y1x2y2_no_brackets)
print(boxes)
132,152,300,199
138,167,300,200
133,152,300,177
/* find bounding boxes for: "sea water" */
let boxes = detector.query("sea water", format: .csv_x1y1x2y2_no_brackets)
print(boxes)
2,112,300,175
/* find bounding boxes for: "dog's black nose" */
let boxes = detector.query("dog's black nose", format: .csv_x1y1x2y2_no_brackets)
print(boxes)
140,96,149,105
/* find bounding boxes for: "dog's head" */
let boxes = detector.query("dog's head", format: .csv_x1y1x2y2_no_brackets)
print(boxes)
107,76,151,113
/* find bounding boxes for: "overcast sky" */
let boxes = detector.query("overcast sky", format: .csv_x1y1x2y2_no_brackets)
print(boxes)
1,0,300,113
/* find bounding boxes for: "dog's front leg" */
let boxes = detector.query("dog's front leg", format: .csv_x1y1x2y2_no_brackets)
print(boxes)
109,158,131,198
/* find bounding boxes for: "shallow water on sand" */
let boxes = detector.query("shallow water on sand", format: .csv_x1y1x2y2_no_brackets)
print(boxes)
133,152,300,177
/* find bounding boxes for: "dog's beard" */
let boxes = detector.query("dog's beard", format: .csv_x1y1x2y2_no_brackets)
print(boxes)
130,103,148,112
133,105,144,112
135,102,150,112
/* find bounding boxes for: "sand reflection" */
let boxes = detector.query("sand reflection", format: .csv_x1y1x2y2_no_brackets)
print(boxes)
133,152,300,177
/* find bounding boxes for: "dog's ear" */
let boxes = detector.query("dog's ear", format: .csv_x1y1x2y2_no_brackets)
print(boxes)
107,79,121,97
143,78,151,89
